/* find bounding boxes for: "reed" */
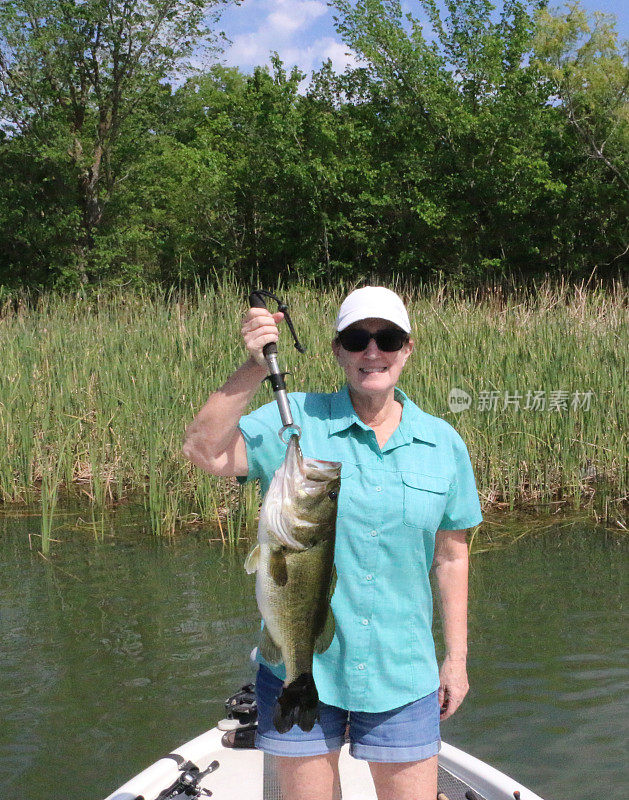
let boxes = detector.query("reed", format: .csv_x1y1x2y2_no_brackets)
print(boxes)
0,277,626,537
38,419,75,553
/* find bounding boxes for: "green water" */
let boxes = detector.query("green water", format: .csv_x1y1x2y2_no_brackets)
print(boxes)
0,513,626,800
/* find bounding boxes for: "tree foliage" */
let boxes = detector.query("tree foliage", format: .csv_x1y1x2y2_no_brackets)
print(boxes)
330,0,627,279
0,0,236,286
0,0,626,289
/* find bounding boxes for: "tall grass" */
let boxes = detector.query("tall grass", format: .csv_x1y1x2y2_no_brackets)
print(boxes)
0,277,626,537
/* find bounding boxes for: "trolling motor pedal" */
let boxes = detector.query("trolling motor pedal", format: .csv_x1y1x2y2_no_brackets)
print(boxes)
224,683,258,725
218,683,259,749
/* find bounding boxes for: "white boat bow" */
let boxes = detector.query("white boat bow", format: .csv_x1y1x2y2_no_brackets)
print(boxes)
104,724,545,800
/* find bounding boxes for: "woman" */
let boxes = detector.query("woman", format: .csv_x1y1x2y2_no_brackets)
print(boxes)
183,287,482,800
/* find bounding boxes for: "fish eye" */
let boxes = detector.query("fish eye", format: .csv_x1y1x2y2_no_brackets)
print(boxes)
328,491,337,500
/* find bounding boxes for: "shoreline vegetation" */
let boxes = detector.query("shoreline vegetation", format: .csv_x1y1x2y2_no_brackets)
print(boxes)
1,2,627,292
0,279,626,547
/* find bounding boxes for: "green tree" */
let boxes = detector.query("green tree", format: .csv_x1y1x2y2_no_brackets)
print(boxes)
532,3,629,270
330,0,627,281
0,0,237,285
153,59,356,284
329,1,559,280
0,126,83,288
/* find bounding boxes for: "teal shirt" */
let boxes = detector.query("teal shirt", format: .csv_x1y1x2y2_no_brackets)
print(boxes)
238,385,483,712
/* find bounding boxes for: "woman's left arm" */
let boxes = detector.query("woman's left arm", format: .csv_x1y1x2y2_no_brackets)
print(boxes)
433,529,469,720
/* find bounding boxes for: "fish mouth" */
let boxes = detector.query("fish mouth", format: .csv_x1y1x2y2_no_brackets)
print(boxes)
286,435,341,481
303,457,341,482
269,437,340,550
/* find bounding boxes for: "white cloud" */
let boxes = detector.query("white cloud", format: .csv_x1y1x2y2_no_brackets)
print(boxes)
223,1,358,79
279,37,359,76
228,31,270,65
320,39,360,72
227,35,358,82
268,0,327,36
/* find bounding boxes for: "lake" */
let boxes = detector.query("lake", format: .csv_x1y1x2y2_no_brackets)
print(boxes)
0,512,626,800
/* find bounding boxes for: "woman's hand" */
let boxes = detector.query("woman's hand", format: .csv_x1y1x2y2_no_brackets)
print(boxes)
241,308,284,367
438,655,469,720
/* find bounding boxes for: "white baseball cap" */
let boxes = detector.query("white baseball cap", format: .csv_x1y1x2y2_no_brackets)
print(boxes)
335,287,411,333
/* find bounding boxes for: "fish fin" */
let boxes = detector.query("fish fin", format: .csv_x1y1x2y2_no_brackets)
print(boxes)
314,606,335,654
269,549,288,586
327,565,337,602
259,626,282,665
244,544,261,574
273,672,319,733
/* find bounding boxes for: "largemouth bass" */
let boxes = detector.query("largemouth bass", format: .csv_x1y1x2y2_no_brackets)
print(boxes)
244,434,341,733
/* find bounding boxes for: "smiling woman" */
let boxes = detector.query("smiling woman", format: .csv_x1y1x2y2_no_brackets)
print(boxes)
330,288,414,447
183,285,483,800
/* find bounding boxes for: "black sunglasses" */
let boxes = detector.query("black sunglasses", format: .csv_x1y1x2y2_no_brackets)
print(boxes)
337,327,409,352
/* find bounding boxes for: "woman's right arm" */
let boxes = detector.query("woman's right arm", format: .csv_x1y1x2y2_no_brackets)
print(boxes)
182,308,283,476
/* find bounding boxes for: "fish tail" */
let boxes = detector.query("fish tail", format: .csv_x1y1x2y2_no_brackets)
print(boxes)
273,672,319,733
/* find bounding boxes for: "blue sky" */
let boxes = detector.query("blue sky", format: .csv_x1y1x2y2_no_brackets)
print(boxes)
214,0,628,78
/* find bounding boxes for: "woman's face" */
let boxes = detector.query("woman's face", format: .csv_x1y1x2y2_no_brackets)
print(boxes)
332,318,414,400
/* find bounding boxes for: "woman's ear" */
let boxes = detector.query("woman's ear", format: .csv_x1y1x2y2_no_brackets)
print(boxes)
401,338,414,366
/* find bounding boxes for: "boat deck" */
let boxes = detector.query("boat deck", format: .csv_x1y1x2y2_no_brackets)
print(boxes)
105,725,543,800
262,750,489,799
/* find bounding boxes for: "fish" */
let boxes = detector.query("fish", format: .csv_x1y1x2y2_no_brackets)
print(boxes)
244,434,341,733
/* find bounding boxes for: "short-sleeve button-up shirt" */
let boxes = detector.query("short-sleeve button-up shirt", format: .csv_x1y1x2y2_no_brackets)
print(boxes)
238,385,483,712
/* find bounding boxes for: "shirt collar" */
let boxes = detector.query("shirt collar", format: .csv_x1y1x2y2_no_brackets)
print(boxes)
328,384,436,445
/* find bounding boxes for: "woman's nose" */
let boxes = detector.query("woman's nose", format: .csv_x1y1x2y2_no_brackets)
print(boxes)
363,338,381,356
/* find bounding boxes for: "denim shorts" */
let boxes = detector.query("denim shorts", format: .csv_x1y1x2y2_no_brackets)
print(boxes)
254,665,441,763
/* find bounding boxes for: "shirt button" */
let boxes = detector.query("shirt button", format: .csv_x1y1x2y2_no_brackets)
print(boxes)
362,618,370,626
374,486,382,492
366,574,373,581
370,530,378,537
357,663,365,670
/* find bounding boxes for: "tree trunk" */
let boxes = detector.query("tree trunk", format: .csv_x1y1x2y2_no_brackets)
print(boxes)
73,117,109,283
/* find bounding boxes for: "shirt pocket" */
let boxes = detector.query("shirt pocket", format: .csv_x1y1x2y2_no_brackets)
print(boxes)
402,473,450,532
336,463,356,519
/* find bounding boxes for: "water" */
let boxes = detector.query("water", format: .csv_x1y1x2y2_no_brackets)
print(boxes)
0,512,626,800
